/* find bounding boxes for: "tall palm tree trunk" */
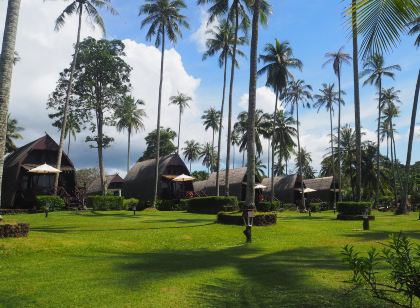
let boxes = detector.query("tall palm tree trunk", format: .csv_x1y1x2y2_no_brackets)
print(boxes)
271,90,279,202
225,2,239,197
375,78,382,207
337,72,342,201
67,132,71,156
54,5,83,194
285,157,288,175
296,101,305,210
97,111,106,195
153,27,166,207
177,108,181,153
242,150,245,167
211,129,215,172
246,0,260,209
127,127,131,173
267,138,270,179
401,69,419,213
390,123,397,206
329,107,337,212
232,144,235,169
0,0,21,211
216,56,228,196
352,0,362,202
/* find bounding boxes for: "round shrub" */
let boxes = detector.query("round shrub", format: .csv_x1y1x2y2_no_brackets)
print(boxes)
185,196,239,214
124,198,140,209
337,202,372,215
255,201,280,212
36,195,65,210
217,211,277,226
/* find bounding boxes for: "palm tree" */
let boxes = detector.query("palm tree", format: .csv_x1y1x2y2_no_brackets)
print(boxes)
5,114,23,154
140,0,189,207
64,112,81,156
294,148,316,179
273,110,296,176
182,140,201,172
199,142,216,173
360,53,400,207
52,0,116,194
313,83,344,211
115,96,146,173
283,79,312,209
323,47,351,201
231,129,240,169
201,107,221,172
169,92,192,153
0,0,22,213
258,39,302,201
203,19,246,196
255,159,266,178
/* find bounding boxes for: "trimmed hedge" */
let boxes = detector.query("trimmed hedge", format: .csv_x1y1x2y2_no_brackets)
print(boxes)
217,211,277,226
87,196,125,211
184,196,238,214
308,202,329,212
337,202,372,215
256,201,280,212
281,203,297,210
156,199,187,211
0,223,30,238
337,214,376,221
124,198,139,209
0,209,39,215
36,195,65,210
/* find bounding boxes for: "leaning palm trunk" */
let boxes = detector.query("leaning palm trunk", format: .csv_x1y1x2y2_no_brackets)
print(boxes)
246,0,260,209
153,26,166,207
270,90,279,202
296,101,305,210
127,126,131,173
54,5,83,194
401,69,419,213
390,124,397,206
375,78,382,207
337,72,342,201
0,0,21,211
329,107,337,212
67,132,71,156
215,56,228,196
177,108,181,153
225,3,239,197
352,0,362,202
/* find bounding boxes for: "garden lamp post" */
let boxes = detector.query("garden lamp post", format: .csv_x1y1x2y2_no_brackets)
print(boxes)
133,205,136,216
242,207,255,243
363,207,369,230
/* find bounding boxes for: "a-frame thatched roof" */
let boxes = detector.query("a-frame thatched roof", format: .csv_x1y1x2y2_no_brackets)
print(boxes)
87,174,124,195
123,154,190,201
304,176,338,203
262,174,303,203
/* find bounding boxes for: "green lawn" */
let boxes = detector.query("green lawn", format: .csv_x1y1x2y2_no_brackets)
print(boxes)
1,210,419,307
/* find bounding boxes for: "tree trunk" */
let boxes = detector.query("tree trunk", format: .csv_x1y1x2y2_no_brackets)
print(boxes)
337,72,342,201
153,27,165,207
127,127,131,173
0,0,21,211
271,90,279,202
242,150,245,167
211,129,215,172
390,123,397,206
246,0,260,210
375,78,382,207
267,138,270,179
97,111,106,195
232,144,235,169
215,55,228,196
401,69,419,213
225,1,239,197
285,158,288,175
352,0,362,202
54,4,83,194
177,108,181,154
329,107,336,211
296,102,305,210
67,132,71,156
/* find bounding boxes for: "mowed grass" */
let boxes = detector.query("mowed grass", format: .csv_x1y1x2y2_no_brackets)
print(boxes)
1,210,419,307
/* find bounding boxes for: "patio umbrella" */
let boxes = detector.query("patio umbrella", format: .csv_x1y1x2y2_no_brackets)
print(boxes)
254,184,267,190
300,187,316,194
29,163,61,174
172,174,195,182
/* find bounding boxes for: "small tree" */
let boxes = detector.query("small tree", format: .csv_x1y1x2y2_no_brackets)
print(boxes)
140,127,177,161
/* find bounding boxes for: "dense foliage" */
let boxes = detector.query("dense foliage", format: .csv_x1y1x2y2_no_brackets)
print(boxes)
184,196,238,214
35,195,65,210
87,196,125,211
337,201,372,215
217,211,277,226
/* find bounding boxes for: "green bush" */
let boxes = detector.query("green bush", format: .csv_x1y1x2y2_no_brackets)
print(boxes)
217,211,277,226
87,196,125,211
124,198,139,209
35,195,65,210
378,195,393,207
256,201,280,212
281,203,297,210
337,201,372,215
184,196,238,214
156,199,187,211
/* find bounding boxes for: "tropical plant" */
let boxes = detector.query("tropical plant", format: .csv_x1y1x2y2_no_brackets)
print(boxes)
140,127,177,161
182,140,201,172
52,0,116,195
201,107,221,172
0,0,22,212
5,114,23,154
203,19,246,196
283,79,313,208
255,159,266,178
361,53,401,207
231,129,241,169
199,142,216,173
139,0,189,206
273,110,296,176
258,39,302,201
294,148,316,179
115,95,146,173
169,92,192,153
323,47,351,201
313,83,345,210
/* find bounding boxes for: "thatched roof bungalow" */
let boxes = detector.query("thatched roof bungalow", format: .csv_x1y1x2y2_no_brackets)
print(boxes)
123,154,192,201
193,167,261,201
87,174,124,196
261,174,304,204
1,134,76,208
304,176,339,204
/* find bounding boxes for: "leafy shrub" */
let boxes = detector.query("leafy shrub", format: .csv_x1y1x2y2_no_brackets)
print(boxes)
310,202,322,212
184,196,238,214
337,202,372,215
124,198,139,209
256,201,280,212
0,223,30,238
156,199,187,211
281,203,297,210
378,195,393,207
35,195,65,210
87,196,125,211
217,211,277,226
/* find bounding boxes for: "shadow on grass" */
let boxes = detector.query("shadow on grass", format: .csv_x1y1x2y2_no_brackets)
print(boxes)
107,245,382,307
343,230,420,241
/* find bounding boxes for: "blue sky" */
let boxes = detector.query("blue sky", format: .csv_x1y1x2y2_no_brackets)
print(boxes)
1,0,419,175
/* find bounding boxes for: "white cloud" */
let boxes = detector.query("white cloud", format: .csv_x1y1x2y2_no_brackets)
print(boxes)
190,10,218,53
239,86,283,114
